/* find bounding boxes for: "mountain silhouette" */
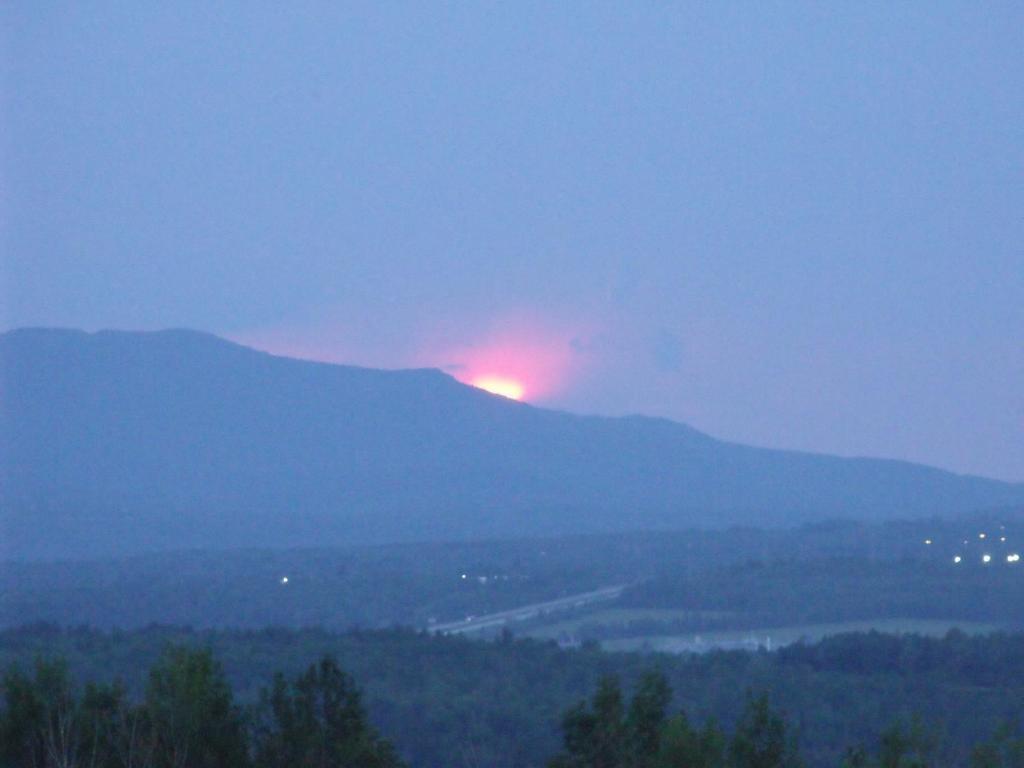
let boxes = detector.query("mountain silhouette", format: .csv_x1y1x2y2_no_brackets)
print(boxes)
2,328,1021,560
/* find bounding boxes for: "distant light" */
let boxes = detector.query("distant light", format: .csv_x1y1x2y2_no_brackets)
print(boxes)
461,573,467,579
471,376,525,400
980,533,987,539
953,556,962,564
982,554,992,564
280,576,289,585
924,539,932,545
963,540,969,545
1001,536,1007,542
1009,554,1021,563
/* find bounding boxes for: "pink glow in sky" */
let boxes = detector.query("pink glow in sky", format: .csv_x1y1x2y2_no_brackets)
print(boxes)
230,313,590,404
416,319,588,403
471,375,525,400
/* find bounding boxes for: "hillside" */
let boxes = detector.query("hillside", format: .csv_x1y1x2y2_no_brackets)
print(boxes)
1,328,1021,560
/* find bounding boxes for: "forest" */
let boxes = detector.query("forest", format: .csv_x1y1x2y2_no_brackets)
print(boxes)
3,625,1024,767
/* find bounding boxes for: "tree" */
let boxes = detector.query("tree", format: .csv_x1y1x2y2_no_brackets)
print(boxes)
550,676,626,768
729,693,800,768
970,721,1024,768
252,656,403,768
840,745,871,768
78,680,130,768
656,713,726,768
878,717,934,768
626,672,671,768
551,673,681,768
0,657,84,768
144,646,248,768
1,656,143,768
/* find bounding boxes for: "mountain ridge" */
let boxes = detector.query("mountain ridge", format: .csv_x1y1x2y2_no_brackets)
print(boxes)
2,327,1021,560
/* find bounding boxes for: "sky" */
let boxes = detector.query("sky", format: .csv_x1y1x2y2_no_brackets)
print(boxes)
2,2,1022,481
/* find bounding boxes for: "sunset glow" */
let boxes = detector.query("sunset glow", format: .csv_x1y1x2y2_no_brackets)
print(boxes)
236,313,590,405
419,317,588,404
471,375,525,400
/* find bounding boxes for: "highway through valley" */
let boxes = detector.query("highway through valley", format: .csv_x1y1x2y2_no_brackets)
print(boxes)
429,584,627,636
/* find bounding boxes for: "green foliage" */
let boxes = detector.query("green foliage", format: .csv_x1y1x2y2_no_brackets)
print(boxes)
838,717,1021,768
1,657,68,768
840,745,871,768
550,676,631,768
552,671,704,768
145,645,249,768
550,675,797,768
878,722,920,768
0,646,402,768
656,714,726,768
626,672,672,768
0,656,119,768
5,625,1024,767
76,680,131,768
252,656,403,768
729,693,800,768
970,722,1024,768
836,717,939,768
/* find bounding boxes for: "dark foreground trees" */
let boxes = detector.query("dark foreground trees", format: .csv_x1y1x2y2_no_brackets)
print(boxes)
549,673,1024,768
0,656,132,768
252,657,402,768
0,648,403,768
548,673,800,768
6,639,1024,768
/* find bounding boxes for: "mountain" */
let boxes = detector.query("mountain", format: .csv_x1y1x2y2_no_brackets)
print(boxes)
1,327,1021,560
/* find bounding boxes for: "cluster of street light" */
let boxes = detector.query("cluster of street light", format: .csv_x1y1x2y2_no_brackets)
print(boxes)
927,527,1021,566
950,552,1021,565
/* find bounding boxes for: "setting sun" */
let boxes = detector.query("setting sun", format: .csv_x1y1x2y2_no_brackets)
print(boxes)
471,375,525,400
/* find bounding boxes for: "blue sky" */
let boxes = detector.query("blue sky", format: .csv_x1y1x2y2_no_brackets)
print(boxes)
2,2,1021,480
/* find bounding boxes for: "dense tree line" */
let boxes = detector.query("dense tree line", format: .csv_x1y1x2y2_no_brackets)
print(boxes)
4,626,1024,767
0,647,402,768
777,628,1024,685
546,673,774,768
6,640,1024,768
551,675,1024,768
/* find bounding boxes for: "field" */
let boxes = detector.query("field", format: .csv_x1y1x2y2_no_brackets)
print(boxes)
521,608,735,639
601,618,1001,653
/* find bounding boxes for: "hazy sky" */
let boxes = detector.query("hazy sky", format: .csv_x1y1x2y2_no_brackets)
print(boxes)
2,3,1022,480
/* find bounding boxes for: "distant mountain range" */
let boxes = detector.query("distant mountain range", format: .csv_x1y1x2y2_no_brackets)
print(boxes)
2,328,1021,560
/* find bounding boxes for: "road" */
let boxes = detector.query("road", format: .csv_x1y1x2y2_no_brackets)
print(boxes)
429,584,627,636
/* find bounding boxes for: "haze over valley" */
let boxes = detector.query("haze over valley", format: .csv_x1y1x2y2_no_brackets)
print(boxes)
2,3,1022,767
